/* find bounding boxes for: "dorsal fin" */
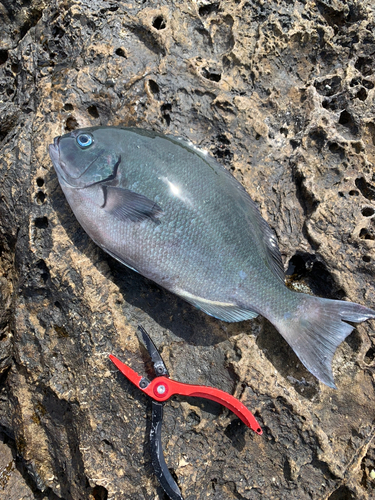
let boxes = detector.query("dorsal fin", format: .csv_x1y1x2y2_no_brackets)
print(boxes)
250,209,285,282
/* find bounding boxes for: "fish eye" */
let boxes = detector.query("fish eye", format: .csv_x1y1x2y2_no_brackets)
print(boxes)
76,133,93,148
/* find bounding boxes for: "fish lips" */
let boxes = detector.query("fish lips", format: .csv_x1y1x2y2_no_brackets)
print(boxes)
49,135,72,186
49,136,60,161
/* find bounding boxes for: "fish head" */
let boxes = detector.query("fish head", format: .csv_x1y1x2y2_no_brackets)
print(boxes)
49,127,121,189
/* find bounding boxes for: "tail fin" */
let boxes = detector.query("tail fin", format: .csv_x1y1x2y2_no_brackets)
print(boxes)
275,296,375,388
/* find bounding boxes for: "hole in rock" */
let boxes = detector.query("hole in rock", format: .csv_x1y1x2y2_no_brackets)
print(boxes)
37,260,49,284
187,411,201,426
338,110,358,135
351,141,363,154
317,3,346,29
34,217,49,229
148,79,160,98
87,105,99,119
363,79,374,90
161,102,171,126
11,62,20,74
314,75,341,96
361,207,374,217
35,192,46,205
217,134,231,145
54,325,69,337
162,113,172,127
355,57,373,77
328,142,345,156
308,128,327,149
63,103,74,111
162,114,171,126
52,25,65,38
359,228,374,240
280,127,288,137
101,5,118,13
160,103,171,113
364,347,375,364
201,67,221,82
362,255,371,263
213,145,233,161
317,1,365,30
328,485,355,500
349,190,359,196
355,177,375,201
65,116,78,131
101,439,112,447
0,50,8,65
356,87,367,101
36,177,45,187
199,3,220,17
213,134,233,162
152,16,166,30
224,418,246,441
92,485,108,500
286,253,344,299
338,111,351,126
350,77,361,87
115,47,126,58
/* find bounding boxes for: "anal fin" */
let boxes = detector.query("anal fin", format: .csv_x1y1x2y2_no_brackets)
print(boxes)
175,288,258,322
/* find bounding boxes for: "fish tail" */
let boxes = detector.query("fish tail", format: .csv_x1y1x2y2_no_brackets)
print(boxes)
275,295,375,388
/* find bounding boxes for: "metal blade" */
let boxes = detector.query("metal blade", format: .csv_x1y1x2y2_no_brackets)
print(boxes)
138,325,169,377
150,401,184,500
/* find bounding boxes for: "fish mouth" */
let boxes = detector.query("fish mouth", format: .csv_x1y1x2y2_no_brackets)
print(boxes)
49,136,60,164
49,136,71,186
49,135,108,188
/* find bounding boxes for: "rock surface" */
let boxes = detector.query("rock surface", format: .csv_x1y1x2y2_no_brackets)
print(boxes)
1,0,375,499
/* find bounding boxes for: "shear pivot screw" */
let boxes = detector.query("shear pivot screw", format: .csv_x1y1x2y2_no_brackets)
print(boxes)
156,384,166,395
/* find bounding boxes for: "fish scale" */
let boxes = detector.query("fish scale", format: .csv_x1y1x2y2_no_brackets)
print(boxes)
49,126,375,388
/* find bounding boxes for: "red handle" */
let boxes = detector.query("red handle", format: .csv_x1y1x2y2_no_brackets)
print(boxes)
144,377,262,435
110,354,143,386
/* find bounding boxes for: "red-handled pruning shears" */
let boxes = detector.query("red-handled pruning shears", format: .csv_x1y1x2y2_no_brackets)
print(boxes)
110,326,262,500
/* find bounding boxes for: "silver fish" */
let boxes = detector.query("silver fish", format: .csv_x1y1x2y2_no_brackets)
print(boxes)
49,126,375,387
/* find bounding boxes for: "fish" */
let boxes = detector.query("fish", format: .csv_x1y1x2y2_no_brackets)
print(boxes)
49,126,375,388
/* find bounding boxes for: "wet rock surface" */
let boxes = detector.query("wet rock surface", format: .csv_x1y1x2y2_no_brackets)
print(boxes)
1,0,375,498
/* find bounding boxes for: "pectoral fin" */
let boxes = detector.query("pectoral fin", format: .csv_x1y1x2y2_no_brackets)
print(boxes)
102,186,163,223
